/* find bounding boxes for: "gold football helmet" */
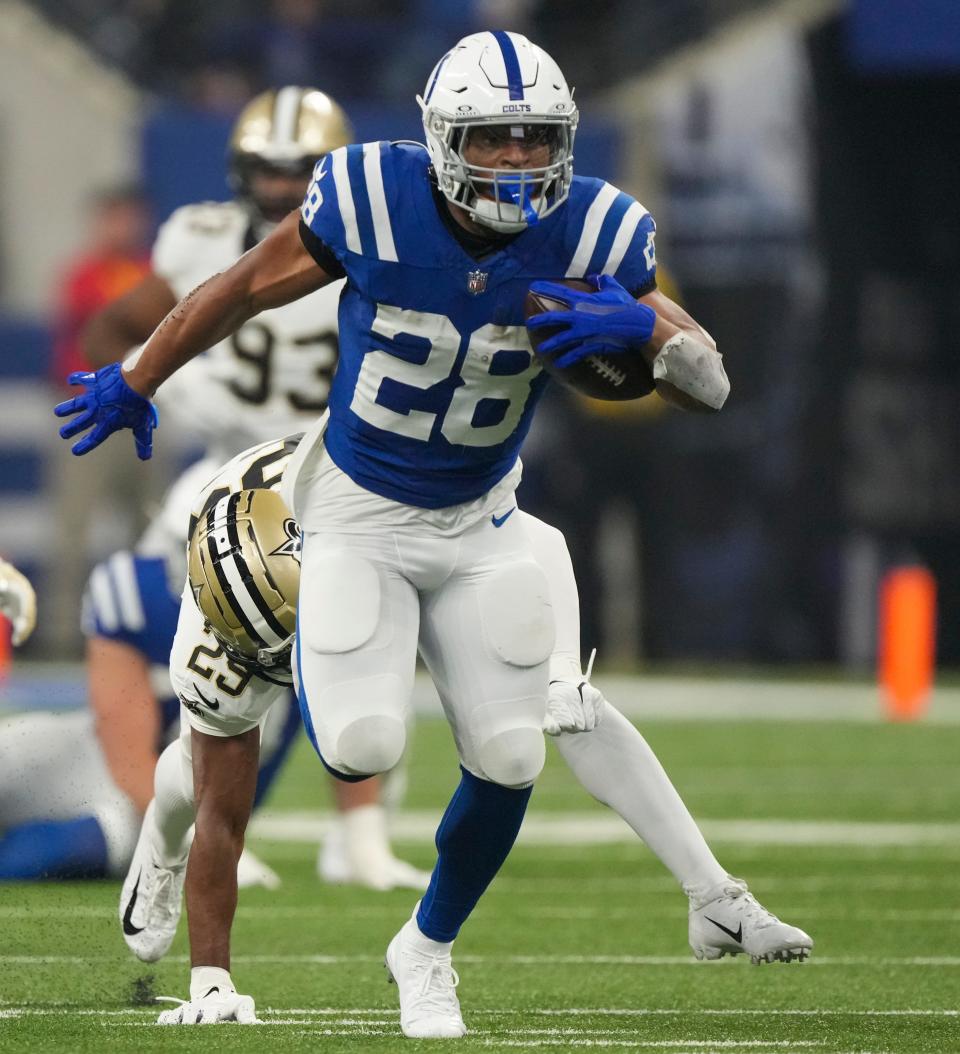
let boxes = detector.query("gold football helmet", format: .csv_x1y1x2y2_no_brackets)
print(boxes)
228,85,353,226
188,488,301,668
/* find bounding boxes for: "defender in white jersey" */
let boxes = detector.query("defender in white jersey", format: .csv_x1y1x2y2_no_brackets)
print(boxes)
58,32,780,1038
83,87,348,463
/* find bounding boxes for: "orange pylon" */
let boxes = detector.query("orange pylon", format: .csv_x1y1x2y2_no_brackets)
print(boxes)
0,616,11,683
878,566,937,720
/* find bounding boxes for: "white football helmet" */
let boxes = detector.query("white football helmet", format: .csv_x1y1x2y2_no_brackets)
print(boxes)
418,31,578,233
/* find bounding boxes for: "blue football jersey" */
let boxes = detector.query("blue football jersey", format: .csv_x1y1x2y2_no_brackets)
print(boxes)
300,142,657,508
81,551,182,738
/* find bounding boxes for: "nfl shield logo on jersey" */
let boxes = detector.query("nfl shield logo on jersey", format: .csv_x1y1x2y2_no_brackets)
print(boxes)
466,269,488,296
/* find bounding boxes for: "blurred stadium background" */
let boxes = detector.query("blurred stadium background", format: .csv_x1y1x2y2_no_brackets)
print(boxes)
1,0,959,672
1,2,960,1049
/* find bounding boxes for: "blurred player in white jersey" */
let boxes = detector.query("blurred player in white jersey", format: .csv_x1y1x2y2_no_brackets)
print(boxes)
78,87,427,891
83,87,346,462
58,34,805,1036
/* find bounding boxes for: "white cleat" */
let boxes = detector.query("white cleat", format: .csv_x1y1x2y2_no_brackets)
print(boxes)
385,918,467,1039
236,848,281,890
318,806,432,892
689,877,813,965
118,803,185,963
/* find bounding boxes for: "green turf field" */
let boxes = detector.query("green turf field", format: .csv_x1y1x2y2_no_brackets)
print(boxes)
2,710,959,1053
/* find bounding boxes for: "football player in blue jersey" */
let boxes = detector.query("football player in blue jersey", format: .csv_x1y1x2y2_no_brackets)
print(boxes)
0,492,296,885
55,32,767,1037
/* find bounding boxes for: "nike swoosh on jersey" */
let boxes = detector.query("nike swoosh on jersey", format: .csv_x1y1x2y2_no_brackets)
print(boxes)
491,508,516,528
122,871,145,935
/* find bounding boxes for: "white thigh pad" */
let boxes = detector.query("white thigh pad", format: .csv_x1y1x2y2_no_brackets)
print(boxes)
478,561,555,667
300,551,381,655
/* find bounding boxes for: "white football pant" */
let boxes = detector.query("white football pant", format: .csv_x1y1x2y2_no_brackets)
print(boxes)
295,509,554,788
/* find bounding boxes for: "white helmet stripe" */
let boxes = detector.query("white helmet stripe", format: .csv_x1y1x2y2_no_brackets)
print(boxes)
332,148,362,253
566,182,618,277
601,201,648,277
273,86,303,149
362,143,398,262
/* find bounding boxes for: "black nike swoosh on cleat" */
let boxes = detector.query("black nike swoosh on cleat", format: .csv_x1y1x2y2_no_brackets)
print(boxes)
705,916,743,943
122,870,145,936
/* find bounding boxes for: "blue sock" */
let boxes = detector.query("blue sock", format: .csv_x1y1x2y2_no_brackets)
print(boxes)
417,767,532,943
0,816,109,881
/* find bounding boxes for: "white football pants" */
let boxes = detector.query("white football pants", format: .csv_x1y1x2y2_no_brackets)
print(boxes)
295,508,555,788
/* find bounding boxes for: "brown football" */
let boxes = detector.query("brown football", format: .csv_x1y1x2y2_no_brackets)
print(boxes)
524,279,656,402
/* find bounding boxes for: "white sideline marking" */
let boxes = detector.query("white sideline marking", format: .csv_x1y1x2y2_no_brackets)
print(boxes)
5,904,960,923
249,809,960,847
474,1044,825,1050
4,955,960,968
6,665,960,723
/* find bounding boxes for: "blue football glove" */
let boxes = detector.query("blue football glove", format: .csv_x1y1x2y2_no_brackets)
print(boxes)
53,362,158,459
527,274,657,368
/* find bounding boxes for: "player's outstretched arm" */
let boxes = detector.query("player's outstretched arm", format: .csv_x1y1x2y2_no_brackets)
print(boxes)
54,212,334,457
125,210,331,398
80,273,178,369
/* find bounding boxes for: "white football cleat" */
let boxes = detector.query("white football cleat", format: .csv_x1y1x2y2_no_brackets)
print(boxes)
385,917,466,1039
318,806,431,892
119,803,185,963
689,878,813,964
236,848,281,890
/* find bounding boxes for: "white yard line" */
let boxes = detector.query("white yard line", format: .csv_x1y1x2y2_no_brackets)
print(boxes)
248,809,960,847
4,905,959,923
4,955,960,968
1,999,952,1016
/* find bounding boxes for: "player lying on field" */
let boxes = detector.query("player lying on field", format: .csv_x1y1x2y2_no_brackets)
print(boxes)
125,439,811,1025
0,467,426,890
